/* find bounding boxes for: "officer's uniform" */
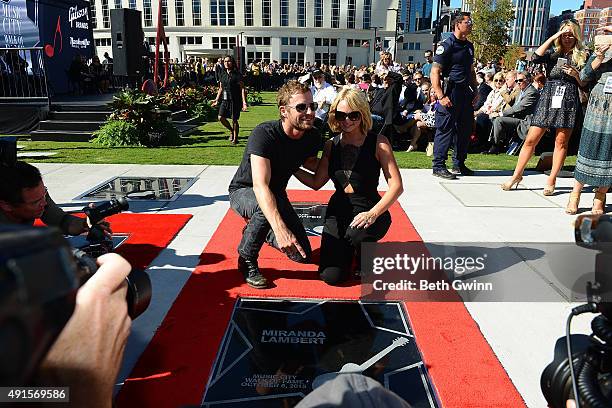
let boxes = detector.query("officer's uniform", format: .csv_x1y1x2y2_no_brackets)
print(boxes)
432,34,475,172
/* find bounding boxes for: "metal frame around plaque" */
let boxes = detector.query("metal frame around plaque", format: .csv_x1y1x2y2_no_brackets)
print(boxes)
74,176,198,202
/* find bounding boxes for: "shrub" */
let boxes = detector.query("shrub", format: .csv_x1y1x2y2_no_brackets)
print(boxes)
247,91,263,106
92,120,143,147
192,101,217,122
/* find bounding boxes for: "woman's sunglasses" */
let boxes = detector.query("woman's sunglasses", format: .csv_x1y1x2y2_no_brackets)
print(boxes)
494,79,504,83
335,110,361,121
286,102,317,113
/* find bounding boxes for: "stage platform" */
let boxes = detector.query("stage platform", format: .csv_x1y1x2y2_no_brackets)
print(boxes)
37,164,599,407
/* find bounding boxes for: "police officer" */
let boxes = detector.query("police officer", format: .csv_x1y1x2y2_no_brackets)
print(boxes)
430,12,477,179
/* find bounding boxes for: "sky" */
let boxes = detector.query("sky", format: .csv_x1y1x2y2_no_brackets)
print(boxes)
448,0,583,16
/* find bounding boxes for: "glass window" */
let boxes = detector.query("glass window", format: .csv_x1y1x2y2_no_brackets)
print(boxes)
264,37,270,45
176,0,184,26
213,37,220,48
101,0,110,28
331,0,339,28
347,39,353,47
91,0,97,28
180,37,186,45
282,37,289,45
298,0,306,27
192,0,201,25
315,0,323,27
129,0,136,8
114,0,121,9
161,0,168,26
331,39,337,47
247,37,254,45
290,37,296,45
244,0,253,26
298,38,305,46
280,0,288,26
262,0,271,26
315,38,321,46
363,0,371,29
347,0,355,29
210,0,218,25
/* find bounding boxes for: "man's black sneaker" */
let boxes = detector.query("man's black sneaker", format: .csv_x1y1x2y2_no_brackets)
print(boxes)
238,256,268,289
482,145,500,155
451,165,475,176
432,169,457,180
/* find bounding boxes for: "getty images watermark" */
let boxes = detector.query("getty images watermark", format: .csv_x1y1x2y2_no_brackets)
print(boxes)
360,242,601,302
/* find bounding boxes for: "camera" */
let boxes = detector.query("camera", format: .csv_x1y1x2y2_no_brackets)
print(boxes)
541,215,612,408
82,197,130,256
0,225,151,386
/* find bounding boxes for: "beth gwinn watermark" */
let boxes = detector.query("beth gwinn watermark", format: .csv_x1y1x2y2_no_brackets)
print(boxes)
360,242,611,302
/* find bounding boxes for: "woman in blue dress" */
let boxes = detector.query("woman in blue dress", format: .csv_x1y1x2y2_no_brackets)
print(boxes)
566,26,612,215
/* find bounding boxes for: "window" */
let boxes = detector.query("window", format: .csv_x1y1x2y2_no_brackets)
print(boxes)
281,37,288,45
95,38,112,46
101,0,110,28
262,0,271,26
129,0,136,8
315,53,336,65
347,0,356,29
179,36,203,45
314,0,323,27
161,0,168,26
143,0,152,26
212,37,237,49
363,0,371,29
91,0,97,28
331,0,339,28
114,0,121,8
247,51,270,64
192,0,201,25
244,0,253,26
281,52,304,64
176,0,184,26
347,39,353,47
280,0,288,26
297,0,306,27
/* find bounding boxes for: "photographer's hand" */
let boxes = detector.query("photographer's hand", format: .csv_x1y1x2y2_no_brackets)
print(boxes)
37,253,132,408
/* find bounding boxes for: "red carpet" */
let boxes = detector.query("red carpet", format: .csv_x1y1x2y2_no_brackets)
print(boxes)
116,191,525,408
36,213,192,270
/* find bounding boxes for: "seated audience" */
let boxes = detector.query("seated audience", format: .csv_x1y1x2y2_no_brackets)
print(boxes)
485,72,540,154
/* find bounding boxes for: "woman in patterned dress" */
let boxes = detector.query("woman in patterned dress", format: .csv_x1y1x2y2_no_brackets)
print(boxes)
502,20,588,195
566,26,612,215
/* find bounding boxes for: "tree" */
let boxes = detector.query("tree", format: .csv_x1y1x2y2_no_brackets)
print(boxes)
466,0,515,64
502,44,524,70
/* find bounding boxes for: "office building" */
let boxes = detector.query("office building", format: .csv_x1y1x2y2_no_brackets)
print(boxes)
91,0,434,66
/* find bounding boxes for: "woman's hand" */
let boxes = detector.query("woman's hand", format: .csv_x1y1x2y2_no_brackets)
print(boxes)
242,102,248,111
595,44,611,60
211,100,219,107
350,211,378,229
553,26,573,40
562,64,580,79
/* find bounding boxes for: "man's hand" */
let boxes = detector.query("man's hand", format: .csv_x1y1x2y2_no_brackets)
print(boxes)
273,225,306,259
439,95,452,107
37,253,132,408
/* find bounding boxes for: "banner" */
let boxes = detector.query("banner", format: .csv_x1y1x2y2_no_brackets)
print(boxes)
0,0,40,48
38,0,93,94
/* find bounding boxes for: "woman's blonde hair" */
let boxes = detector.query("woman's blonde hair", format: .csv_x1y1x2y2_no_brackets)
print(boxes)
554,21,588,69
328,88,373,135
493,72,505,82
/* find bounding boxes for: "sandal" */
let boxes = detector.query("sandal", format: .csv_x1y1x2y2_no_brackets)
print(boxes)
592,191,607,215
543,184,555,196
565,192,581,215
501,176,523,191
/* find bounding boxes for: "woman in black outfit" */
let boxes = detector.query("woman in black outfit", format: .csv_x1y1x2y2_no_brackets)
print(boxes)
502,20,588,195
211,55,248,144
295,88,403,285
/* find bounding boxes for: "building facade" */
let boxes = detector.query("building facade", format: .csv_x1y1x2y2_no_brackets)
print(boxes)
575,7,611,43
90,0,434,66
509,0,551,51
546,9,574,38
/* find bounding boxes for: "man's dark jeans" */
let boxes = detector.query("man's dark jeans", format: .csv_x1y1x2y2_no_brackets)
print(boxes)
229,187,311,263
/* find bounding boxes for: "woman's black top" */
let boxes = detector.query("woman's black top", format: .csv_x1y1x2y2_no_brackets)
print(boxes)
532,49,581,86
327,131,385,217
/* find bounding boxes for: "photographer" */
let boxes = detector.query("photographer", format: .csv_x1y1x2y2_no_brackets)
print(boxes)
0,161,111,236
35,252,132,408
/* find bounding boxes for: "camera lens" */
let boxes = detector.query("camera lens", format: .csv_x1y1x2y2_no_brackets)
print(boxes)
125,269,152,319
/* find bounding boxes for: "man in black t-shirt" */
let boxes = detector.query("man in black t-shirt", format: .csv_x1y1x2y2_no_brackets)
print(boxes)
228,81,321,288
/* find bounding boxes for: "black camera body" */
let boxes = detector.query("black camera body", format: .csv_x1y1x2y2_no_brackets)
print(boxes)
0,225,151,386
81,197,130,257
542,215,612,407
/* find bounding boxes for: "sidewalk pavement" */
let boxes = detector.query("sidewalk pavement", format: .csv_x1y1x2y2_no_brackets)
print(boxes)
37,163,600,408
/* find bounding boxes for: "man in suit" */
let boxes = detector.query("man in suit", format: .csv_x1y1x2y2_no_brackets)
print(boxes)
485,72,539,154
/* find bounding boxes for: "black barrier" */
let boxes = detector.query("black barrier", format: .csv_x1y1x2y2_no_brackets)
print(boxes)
0,47,49,100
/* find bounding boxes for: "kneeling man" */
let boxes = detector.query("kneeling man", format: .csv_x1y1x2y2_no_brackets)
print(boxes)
228,81,321,288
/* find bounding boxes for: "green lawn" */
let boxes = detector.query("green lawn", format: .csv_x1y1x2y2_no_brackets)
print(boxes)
14,91,575,170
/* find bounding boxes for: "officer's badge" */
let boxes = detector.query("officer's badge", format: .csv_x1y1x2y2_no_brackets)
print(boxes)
435,45,445,55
